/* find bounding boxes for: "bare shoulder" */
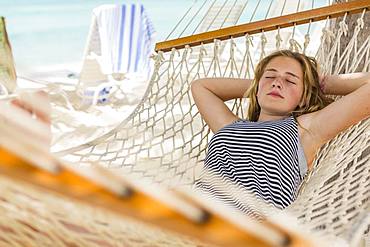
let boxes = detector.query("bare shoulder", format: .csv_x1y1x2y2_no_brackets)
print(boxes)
311,83,370,142
297,82,370,167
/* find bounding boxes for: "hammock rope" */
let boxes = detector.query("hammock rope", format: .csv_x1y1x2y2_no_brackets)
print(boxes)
53,7,370,245
0,1,369,246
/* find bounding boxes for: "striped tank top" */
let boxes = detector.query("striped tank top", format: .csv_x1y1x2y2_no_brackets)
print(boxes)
196,116,308,210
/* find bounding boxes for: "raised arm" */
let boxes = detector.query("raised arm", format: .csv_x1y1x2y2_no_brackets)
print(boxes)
308,72,370,149
191,77,252,133
320,72,370,95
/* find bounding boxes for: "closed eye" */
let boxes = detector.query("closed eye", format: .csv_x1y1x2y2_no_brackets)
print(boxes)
286,80,296,84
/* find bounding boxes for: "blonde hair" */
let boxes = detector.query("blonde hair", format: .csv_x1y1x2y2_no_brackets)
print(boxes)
244,50,333,121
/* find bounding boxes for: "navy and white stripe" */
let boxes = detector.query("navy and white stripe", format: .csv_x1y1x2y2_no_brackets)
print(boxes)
93,4,156,78
196,116,305,211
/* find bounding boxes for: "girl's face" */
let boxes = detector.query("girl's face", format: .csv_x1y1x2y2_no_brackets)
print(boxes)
257,56,304,118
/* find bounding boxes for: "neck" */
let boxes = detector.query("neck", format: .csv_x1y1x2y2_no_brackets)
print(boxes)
257,111,290,122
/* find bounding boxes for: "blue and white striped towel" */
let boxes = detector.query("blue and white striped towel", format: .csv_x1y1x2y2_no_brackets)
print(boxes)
93,4,156,79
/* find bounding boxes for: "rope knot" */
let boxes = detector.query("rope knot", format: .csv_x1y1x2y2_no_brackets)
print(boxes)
151,52,164,81
184,44,192,53
275,32,283,49
181,47,190,63
289,39,302,52
199,44,208,58
229,38,236,55
339,20,348,36
153,51,165,66
259,32,268,61
244,34,253,47
213,39,221,56
260,33,267,45
170,47,180,59
321,28,335,45
303,34,310,53
356,17,364,29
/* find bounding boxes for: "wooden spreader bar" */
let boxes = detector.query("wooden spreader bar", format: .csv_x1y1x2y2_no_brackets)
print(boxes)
155,0,370,52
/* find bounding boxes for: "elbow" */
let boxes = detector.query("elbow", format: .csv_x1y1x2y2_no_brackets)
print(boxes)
190,78,204,94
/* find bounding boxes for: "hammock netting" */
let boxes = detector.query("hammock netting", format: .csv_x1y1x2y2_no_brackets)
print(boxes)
0,2,369,246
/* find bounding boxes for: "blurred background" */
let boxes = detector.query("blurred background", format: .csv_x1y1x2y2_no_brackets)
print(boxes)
1,0,193,77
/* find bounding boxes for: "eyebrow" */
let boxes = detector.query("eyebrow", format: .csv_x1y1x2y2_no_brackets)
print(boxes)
265,68,300,79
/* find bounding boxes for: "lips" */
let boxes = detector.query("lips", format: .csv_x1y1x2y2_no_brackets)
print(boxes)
267,91,284,98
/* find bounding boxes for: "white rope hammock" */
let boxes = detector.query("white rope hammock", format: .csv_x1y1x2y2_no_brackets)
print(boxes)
54,11,355,185
0,1,369,246
49,6,370,245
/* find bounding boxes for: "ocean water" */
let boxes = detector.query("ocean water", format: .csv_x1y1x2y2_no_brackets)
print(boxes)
1,0,193,74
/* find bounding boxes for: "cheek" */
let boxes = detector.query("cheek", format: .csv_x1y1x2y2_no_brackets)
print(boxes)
287,87,303,105
257,80,267,96
258,79,268,88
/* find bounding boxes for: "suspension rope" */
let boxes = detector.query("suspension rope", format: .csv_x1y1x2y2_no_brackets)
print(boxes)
220,0,238,28
192,0,217,34
249,0,262,22
178,0,208,37
165,0,198,40
264,0,274,19
235,0,250,23
279,0,288,16
205,0,230,31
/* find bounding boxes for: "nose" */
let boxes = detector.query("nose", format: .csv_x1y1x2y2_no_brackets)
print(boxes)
272,77,283,89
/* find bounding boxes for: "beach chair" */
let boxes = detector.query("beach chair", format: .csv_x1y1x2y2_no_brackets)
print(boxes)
77,4,156,105
0,17,17,95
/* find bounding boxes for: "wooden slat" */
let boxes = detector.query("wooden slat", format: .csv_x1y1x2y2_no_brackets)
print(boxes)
155,0,370,52
0,148,316,247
